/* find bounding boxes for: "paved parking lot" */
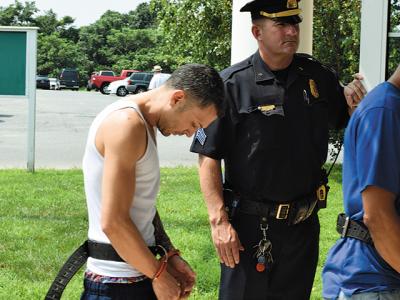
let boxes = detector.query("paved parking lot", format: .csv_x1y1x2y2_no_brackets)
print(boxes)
0,90,198,169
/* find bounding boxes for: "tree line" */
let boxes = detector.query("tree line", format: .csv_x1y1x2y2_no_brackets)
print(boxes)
0,0,398,86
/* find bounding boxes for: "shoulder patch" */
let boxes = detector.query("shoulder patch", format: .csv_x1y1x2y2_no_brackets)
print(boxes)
195,128,207,146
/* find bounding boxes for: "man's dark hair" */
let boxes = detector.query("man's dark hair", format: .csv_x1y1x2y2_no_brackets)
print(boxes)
165,64,225,117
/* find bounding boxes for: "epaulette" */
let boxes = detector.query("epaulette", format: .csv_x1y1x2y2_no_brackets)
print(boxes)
296,53,339,77
220,58,252,82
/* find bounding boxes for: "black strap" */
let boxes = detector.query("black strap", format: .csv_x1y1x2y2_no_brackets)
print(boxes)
45,240,162,299
87,240,124,262
327,141,343,178
336,213,373,245
45,241,89,300
87,240,160,262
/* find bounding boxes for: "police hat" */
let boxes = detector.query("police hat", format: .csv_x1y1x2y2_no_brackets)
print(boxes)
240,0,302,24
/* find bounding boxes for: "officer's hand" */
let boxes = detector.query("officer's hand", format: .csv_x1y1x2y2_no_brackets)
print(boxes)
210,218,244,268
167,255,196,299
344,73,367,109
152,269,181,300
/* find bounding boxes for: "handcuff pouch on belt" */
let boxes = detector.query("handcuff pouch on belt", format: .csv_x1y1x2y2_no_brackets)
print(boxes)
316,183,329,209
316,169,330,209
223,188,241,220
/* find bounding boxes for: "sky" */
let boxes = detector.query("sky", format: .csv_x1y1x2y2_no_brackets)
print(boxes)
1,0,148,27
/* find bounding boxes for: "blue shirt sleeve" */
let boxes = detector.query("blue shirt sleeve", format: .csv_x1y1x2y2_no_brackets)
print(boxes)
356,107,400,196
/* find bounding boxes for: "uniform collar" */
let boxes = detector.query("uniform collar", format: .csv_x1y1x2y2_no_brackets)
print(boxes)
252,51,310,86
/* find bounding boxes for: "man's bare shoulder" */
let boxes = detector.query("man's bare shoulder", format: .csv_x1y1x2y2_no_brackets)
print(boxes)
96,107,147,162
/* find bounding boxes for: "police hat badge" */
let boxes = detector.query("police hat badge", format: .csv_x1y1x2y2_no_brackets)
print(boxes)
287,0,298,8
240,0,302,24
309,79,320,98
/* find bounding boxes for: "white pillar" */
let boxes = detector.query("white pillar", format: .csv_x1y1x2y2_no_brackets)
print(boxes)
231,0,314,65
298,0,313,54
359,0,389,91
231,0,257,65
26,28,38,172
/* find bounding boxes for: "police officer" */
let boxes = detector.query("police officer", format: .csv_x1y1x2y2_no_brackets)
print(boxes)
191,0,366,299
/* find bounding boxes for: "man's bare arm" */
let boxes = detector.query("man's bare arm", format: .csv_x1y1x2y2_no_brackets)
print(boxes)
362,185,400,273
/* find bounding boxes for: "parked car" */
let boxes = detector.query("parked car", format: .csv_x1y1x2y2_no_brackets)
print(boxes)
105,77,131,97
88,69,139,94
86,71,114,91
126,72,153,94
36,75,50,89
49,78,60,90
59,68,79,90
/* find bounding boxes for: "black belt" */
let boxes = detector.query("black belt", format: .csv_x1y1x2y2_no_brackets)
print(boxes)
45,240,160,300
336,213,373,245
224,189,318,225
87,240,160,261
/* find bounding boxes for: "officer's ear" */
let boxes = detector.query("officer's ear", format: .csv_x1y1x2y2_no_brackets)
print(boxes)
251,23,263,41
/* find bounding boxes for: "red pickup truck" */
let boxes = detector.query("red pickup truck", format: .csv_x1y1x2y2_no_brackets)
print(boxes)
88,70,139,94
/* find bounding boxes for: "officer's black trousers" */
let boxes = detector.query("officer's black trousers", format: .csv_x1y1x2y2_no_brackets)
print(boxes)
219,211,320,300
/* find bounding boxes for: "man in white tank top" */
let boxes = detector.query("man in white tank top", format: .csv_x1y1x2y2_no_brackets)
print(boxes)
81,64,225,300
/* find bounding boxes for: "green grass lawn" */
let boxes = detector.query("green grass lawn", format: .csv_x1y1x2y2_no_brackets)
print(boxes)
0,167,344,299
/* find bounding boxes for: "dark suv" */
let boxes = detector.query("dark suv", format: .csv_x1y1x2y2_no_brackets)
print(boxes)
126,72,153,94
36,75,50,89
59,68,79,90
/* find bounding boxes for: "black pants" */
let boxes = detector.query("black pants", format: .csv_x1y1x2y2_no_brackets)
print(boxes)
81,278,157,300
219,211,320,300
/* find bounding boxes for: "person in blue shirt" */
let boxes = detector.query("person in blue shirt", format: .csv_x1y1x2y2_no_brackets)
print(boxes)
322,63,400,300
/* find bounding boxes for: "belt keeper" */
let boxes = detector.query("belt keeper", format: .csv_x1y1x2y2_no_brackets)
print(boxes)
341,216,350,238
152,245,168,281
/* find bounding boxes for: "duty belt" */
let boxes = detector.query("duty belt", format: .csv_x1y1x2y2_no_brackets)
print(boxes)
224,189,319,225
336,213,373,245
45,240,160,300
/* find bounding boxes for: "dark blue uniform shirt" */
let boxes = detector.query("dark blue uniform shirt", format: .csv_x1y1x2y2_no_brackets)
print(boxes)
191,51,349,202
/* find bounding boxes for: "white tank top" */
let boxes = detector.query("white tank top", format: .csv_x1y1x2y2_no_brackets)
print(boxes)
82,100,160,277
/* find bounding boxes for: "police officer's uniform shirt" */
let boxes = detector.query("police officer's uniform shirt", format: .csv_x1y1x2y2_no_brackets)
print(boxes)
191,51,349,202
322,82,400,298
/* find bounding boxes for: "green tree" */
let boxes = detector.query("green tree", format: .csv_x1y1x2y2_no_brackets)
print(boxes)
0,0,37,26
313,0,362,154
33,10,79,42
388,0,400,76
150,0,232,71
313,0,361,84
37,33,91,84
126,2,157,29
78,10,128,69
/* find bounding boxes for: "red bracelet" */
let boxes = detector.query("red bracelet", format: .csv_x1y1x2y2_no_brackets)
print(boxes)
151,247,182,280
152,245,168,281
167,249,181,259
152,256,168,280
